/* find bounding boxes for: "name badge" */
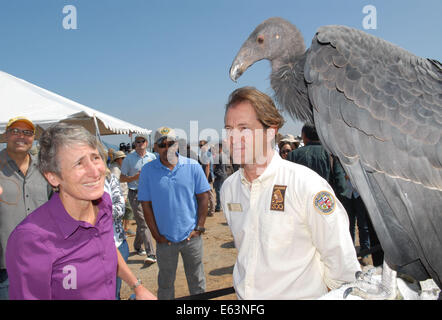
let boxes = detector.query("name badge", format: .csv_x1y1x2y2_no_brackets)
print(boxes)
228,203,243,212
270,185,287,212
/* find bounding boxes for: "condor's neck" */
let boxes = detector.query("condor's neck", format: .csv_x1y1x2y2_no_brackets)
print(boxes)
270,51,313,123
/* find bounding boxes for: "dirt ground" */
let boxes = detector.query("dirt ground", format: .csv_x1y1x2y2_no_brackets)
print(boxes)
120,211,238,300
120,210,370,300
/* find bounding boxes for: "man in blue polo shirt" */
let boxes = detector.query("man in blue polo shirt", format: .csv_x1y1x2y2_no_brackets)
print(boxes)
138,127,210,300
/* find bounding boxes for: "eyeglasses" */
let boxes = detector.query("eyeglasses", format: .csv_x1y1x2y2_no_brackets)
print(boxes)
135,140,146,144
158,141,175,149
7,128,34,137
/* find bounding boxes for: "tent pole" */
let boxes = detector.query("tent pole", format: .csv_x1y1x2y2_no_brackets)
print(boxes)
93,114,103,144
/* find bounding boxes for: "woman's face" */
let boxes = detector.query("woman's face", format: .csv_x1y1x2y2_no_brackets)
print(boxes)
280,143,292,159
45,143,106,205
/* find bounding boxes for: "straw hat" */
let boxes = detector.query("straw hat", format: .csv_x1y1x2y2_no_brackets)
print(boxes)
280,134,296,143
113,150,126,162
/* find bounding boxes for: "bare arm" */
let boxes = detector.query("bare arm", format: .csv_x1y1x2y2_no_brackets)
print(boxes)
119,172,140,183
204,163,210,180
187,191,209,240
116,249,157,300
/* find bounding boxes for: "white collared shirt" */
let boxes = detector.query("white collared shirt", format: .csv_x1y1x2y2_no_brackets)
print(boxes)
220,153,360,300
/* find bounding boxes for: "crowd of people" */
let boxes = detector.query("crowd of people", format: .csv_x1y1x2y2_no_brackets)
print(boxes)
0,87,382,300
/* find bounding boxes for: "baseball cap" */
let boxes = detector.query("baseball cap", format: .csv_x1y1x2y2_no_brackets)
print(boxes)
154,126,176,144
6,116,36,132
134,134,148,141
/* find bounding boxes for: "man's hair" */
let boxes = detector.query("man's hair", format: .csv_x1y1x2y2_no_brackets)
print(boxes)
38,123,106,177
225,86,285,129
301,122,320,141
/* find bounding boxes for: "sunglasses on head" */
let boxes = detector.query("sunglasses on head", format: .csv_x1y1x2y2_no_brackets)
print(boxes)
7,128,34,137
158,141,175,149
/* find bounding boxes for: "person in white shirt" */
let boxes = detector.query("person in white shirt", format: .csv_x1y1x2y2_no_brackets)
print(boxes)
220,86,360,300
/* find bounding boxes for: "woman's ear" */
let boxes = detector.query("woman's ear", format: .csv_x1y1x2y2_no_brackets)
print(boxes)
44,171,60,188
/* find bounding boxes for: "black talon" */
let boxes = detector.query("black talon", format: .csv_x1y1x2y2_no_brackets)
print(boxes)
343,287,353,299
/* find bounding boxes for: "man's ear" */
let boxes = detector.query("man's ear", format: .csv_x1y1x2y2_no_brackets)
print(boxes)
44,171,60,188
266,126,278,143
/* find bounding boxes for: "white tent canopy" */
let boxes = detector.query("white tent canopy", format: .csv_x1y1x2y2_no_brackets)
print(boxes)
0,71,151,142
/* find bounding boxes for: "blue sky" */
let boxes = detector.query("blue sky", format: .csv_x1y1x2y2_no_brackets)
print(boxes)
1,0,441,146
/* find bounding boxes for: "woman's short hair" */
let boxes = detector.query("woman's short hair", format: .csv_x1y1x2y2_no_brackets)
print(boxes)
38,123,106,176
225,86,285,129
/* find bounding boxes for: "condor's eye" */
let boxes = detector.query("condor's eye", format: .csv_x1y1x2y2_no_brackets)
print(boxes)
257,35,264,44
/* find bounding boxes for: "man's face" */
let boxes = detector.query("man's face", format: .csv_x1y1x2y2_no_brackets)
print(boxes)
135,137,148,153
224,101,274,165
6,122,35,155
157,138,178,165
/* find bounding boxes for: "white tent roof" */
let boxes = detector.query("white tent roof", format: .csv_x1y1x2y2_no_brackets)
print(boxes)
0,71,151,142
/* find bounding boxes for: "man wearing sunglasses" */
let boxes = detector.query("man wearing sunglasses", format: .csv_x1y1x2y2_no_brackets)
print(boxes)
0,117,52,299
138,127,211,300
120,134,157,264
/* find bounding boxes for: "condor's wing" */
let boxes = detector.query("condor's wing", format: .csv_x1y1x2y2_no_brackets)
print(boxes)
304,25,442,287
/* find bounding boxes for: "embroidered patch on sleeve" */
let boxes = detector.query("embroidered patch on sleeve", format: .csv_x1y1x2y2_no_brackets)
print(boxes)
313,191,336,215
270,185,287,212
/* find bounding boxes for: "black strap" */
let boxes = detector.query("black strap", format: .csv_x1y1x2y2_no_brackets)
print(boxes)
358,244,382,258
175,286,235,300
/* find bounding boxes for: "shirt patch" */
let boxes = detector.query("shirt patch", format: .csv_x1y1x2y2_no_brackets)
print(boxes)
313,191,335,215
270,185,287,212
228,203,243,212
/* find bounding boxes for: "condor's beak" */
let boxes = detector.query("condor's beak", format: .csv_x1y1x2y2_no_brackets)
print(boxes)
229,62,243,82
229,45,258,82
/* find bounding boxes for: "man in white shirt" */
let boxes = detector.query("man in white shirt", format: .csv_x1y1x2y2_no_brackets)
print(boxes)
220,87,360,300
